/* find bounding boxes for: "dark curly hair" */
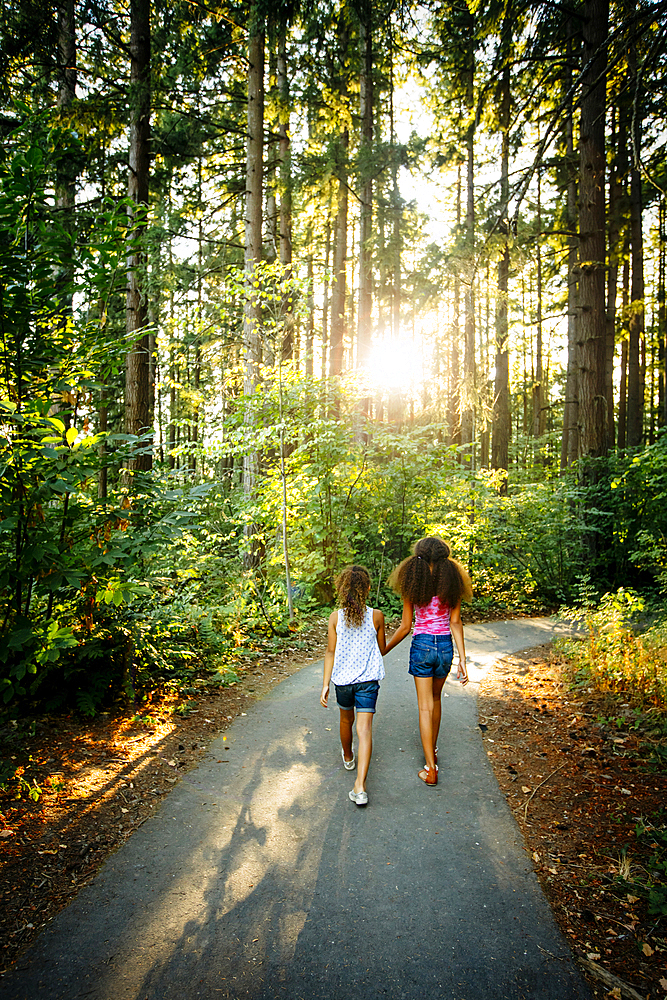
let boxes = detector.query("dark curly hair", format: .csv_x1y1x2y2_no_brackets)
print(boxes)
388,536,472,609
335,565,372,628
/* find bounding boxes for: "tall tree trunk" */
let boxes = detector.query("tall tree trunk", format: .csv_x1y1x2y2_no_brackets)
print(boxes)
306,232,314,378
277,24,294,360
387,29,403,425
626,47,644,448
461,57,476,457
449,165,461,447
492,47,510,479
480,260,490,467
357,0,373,375
329,153,348,378
329,11,349,383
265,33,278,264
605,102,624,450
191,150,203,474
533,249,543,443
577,0,608,470
56,0,76,220
321,213,331,384
618,259,629,449
659,198,666,427
98,388,108,498
125,0,152,472
561,30,580,471
532,163,544,451
243,10,265,567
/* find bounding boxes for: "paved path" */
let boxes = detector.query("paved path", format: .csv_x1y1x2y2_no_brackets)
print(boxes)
2,617,591,1000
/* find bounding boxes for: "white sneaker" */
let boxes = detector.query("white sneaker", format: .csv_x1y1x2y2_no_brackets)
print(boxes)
341,747,356,770
349,789,368,806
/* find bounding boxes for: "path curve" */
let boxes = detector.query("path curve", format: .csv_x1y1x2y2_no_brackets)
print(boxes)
1,617,590,1000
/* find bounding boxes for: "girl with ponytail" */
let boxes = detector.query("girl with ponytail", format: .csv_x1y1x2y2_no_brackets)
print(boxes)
384,537,472,786
321,566,387,807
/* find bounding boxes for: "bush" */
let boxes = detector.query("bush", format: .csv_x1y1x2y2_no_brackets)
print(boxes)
559,590,667,709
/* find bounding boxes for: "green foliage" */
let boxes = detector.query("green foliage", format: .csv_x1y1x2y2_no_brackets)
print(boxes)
609,430,667,592
0,110,216,714
216,372,585,611
559,590,667,708
0,755,42,802
622,813,667,918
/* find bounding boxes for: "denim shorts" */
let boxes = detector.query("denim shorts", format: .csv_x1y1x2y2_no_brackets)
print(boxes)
409,633,454,678
335,680,380,713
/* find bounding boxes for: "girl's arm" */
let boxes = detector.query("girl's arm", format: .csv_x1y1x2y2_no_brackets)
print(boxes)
373,609,387,654
449,601,468,685
382,599,413,655
320,610,338,707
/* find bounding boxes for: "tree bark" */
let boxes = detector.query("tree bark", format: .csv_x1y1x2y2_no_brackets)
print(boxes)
605,101,625,450
321,214,331,383
277,24,294,361
618,259,629,449
243,10,265,567
56,0,76,216
329,156,348,378
626,47,644,449
577,0,608,469
492,48,510,478
461,56,476,457
329,10,349,383
357,0,373,374
659,199,666,427
561,30,580,472
306,234,314,378
449,165,461,447
125,0,152,472
532,164,545,450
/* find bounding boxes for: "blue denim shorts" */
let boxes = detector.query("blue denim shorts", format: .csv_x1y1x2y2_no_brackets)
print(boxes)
409,634,454,678
335,680,380,713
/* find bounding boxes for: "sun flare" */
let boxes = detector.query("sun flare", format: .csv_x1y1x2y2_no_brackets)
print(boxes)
365,335,432,392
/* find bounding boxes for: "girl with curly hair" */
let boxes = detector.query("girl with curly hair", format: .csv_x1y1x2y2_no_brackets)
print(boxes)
383,536,472,786
320,566,387,806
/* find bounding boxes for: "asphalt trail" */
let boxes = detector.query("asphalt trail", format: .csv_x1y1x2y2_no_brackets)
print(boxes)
1,617,591,1000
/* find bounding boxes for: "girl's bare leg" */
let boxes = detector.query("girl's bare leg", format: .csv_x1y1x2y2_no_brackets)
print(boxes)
339,708,355,763
414,677,437,774
431,676,446,750
353,711,373,793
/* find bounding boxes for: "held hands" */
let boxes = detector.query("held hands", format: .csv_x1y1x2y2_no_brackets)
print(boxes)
320,685,330,708
456,663,469,686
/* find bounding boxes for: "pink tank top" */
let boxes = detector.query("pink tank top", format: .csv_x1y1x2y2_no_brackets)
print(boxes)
413,596,451,636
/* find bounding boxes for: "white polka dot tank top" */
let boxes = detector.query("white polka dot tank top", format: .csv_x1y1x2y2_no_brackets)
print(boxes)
331,606,385,685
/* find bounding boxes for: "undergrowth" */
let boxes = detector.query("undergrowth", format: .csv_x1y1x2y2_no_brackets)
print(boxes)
558,590,667,932
559,589,667,709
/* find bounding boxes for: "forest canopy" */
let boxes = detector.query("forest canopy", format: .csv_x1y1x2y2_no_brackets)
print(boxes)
1,0,667,714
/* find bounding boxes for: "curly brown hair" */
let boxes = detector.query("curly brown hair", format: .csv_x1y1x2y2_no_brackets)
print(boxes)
335,565,372,628
388,536,472,609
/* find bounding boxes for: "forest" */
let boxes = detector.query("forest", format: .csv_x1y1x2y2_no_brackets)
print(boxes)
1,0,667,717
